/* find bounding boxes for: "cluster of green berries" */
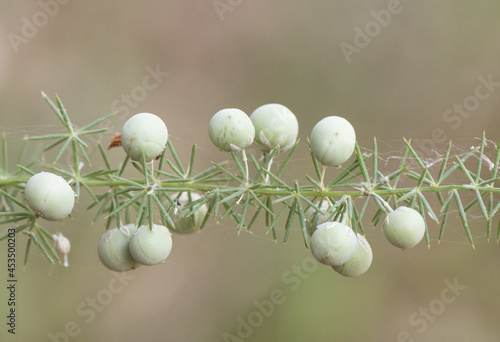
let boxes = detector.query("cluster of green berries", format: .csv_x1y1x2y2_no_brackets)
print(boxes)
208,103,299,152
303,115,424,277
98,112,209,271
22,109,425,274
307,204,425,277
98,223,172,271
308,219,373,278
208,105,358,170
21,112,209,271
97,191,209,272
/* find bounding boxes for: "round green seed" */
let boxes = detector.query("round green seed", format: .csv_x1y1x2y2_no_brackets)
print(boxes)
310,221,357,266
24,172,75,221
98,224,140,272
208,108,255,152
332,234,373,277
310,116,356,167
167,192,208,234
121,113,168,162
383,207,425,250
129,224,173,266
250,103,298,151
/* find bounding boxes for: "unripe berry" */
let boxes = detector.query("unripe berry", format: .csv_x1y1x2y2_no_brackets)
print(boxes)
121,113,168,162
166,192,208,234
383,207,425,250
310,116,356,167
310,221,357,266
305,201,332,236
208,108,255,151
24,172,75,221
332,234,373,277
129,224,173,265
98,224,140,272
250,103,298,151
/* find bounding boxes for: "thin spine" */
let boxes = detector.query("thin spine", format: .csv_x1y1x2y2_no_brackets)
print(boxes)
453,189,475,248
187,144,196,179
276,140,299,178
283,199,296,243
474,132,486,184
266,196,277,241
167,139,185,175
237,194,250,233
417,200,430,248
438,197,451,243
307,138,322,181
355,142,371,184
436,141,453,184
296,197,308,248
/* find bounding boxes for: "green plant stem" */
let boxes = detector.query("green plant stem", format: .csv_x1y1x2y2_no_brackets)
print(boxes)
2,174,500,197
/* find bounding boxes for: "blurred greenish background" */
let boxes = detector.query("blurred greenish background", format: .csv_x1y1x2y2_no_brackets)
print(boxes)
1,1,500,341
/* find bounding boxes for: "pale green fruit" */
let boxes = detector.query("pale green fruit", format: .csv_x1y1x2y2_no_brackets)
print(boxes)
208,108,255,151
24,172,75,221
305,201,332,236
98,224,140,272
129,224,173,265
167,192,208,234
310,116,356,167
333,234,373,277
383,207,425,250
305,201,351,236
121,113,168,162
310,221,357,266
250,103,298,151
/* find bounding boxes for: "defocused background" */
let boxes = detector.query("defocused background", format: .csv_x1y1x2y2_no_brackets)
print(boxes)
1,1,500,341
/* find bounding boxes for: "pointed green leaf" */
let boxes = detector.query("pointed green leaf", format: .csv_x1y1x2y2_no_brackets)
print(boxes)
283,199,296,243
453,190,474,248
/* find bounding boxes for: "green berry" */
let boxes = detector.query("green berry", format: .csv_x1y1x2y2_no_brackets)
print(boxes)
305,201,332,236
129,224,173,265
383,207,425,250
166,192,208,234
98,224,140,272
332,234,373,277
310,116,356,167
250,103,298,151
208,108,255,152
305,201,351,236
24,172,75,221
310,221,357,266
121,113,168,162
